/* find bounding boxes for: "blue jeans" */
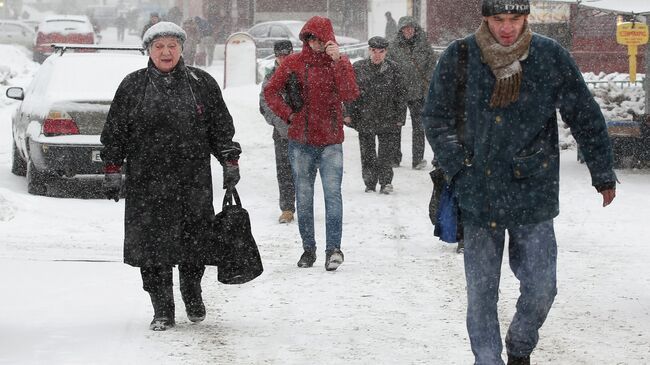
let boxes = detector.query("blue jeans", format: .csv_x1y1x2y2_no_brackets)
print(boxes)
288,141,343,252
463,221,557,365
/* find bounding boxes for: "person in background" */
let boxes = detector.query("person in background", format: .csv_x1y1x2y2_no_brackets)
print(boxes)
345,36,406,194
101,22,242,331
259,40,297,224
387,16,437,170
115,13,127,42
422,0,617,363
264,16,359,271
166,6,183,26
182,17,200,66
195,15,216,66
141,12,160,39
384,11,397,40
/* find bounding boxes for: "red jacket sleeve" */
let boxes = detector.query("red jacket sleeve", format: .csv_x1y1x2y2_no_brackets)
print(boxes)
333,55,360,102
263,61,293,122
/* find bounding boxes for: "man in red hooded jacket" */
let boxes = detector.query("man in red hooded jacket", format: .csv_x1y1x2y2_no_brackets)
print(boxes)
264,16,359,271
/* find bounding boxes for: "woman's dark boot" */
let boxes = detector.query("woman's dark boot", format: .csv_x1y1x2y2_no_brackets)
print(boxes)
148,286,175,331
180,281,206,322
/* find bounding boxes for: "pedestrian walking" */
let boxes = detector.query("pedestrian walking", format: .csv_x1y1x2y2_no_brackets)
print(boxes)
141,12,160,39
182,17,200,66
422,1,617,363
101,22,242,331
115,13,127,42
264,16,359,271
259,40,297,224
345,36,406,194
384,11,397,40
387,16,437,170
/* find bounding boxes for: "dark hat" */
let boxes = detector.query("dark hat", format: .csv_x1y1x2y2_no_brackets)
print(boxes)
150,12,160,18
273,40,293,56
482,0,530,16
368,36,389,49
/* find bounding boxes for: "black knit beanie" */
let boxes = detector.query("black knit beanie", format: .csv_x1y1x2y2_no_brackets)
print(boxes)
482,0,530,16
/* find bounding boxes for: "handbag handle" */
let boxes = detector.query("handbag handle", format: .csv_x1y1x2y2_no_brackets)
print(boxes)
222,187,242,208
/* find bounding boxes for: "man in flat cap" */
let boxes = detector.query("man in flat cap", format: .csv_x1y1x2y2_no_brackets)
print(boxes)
423,0,616,363
345,36,406,194
259,40,297,224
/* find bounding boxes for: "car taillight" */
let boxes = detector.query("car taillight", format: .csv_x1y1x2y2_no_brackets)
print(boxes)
43,111,79,136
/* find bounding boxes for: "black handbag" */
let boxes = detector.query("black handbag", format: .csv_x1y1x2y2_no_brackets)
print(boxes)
214,187,263,284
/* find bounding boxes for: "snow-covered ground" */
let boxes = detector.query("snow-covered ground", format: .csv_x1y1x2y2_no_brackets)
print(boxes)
0,30,649,365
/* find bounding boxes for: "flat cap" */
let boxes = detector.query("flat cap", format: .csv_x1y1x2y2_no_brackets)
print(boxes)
368,36,389,49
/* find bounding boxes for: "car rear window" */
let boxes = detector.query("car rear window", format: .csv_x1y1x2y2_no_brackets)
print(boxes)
40,20,93,34
43,54,147,102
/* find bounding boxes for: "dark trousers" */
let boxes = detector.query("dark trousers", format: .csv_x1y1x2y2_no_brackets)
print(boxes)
140,264,205,293
359,131,396,189
395,98,425,167
273,130,295,212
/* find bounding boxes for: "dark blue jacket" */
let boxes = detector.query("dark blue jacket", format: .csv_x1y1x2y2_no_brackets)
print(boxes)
423,34,616,228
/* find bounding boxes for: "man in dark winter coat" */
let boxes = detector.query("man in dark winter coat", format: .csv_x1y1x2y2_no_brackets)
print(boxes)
422,1,617,364
264,16,359,271
387,16,437,170
101,22,242,331
259,40,296,224
345,36,407,194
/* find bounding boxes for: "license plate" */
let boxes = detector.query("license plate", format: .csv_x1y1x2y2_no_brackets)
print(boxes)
92,150,102,162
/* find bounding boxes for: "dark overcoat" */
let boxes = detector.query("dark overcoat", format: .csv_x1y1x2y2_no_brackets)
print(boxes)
423,34,616,229
386,16,438,102
347,58,407,134
101,59,241,267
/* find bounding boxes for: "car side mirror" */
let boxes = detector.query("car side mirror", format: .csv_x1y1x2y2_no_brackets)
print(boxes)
6,87,25,101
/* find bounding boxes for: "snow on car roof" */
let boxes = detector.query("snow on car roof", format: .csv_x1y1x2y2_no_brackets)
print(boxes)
27,52,147,116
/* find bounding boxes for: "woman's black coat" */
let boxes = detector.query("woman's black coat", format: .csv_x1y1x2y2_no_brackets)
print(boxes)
101,59,241,267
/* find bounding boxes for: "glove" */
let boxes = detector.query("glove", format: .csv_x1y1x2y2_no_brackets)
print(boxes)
223,161,240,189
103,173,122,202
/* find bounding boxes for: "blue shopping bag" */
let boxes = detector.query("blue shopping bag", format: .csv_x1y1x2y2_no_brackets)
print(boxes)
434,181,460,243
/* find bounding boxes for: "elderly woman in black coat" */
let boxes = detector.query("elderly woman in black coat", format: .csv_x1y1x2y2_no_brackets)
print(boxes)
100,22,242,331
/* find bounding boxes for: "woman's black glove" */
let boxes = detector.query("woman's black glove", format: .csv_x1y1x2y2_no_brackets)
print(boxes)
103,173,122,202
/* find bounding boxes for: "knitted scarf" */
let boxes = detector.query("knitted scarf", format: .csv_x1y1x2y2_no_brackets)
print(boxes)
475,20,532,108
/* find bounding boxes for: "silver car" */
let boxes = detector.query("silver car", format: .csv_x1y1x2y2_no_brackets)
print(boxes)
247,20,361,58
0,20,36,49
6,45,147,196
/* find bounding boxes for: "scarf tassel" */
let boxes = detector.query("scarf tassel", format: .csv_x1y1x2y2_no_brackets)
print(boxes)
490,73,522,108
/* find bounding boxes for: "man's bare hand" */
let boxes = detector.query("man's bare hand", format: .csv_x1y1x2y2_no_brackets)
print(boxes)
600,188,616,207
325,41,340,62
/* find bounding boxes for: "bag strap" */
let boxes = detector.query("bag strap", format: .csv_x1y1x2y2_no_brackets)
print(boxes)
222,187,242,208
455,37,472,166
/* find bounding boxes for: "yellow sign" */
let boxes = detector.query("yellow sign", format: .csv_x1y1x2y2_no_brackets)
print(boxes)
615,22,648,83
616,22,649,46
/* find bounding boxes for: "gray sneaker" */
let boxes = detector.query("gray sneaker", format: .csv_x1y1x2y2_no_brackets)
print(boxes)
325,249,344,271
379,184,393,194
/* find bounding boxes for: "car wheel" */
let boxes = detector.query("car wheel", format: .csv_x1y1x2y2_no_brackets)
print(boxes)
11,141,27,176
27,158,52,196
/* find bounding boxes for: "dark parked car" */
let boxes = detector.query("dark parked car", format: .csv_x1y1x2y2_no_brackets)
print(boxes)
33,15,97,63
6,45,147,196
247,20,361,58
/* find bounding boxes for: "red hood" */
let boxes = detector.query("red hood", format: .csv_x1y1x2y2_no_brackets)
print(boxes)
299,16,337,45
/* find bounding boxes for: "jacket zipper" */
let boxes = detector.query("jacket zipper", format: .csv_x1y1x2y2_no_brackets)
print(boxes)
303,64,310,143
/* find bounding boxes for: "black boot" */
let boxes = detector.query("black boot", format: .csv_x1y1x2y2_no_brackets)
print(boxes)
148,286,175,331
507,355,530,365
180,281,206,322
